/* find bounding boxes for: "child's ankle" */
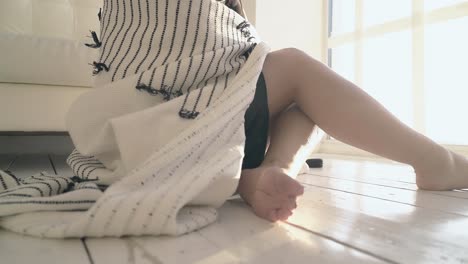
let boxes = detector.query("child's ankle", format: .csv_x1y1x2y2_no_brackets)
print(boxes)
238,169,260,204
260,158,292,174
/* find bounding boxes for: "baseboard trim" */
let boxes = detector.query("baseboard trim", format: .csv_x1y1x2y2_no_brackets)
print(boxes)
0,134,74,155
0,131,69,136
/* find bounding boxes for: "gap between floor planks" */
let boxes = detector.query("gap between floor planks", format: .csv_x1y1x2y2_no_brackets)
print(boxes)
0,154,92,264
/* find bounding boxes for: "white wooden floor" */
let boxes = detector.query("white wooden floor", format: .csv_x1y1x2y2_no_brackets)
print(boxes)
1,154,468,264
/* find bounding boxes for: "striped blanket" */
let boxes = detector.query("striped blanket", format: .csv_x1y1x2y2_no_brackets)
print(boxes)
0,0,270,238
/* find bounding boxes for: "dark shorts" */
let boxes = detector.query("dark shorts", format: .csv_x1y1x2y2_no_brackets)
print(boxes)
242,72,269,170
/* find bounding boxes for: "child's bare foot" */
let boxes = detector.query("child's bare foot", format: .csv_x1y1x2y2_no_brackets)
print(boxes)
237,166,304,222
416,149,468,191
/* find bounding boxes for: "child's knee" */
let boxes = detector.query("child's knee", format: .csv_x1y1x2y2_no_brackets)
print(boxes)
276,48,310,64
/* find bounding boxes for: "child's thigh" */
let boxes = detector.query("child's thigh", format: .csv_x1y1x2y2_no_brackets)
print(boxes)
262,48,302,121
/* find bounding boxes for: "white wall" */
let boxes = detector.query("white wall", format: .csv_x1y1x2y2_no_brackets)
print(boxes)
245,0,325,61
243,0,256,25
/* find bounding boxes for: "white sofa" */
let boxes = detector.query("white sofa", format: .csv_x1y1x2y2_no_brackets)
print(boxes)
0,0,101,132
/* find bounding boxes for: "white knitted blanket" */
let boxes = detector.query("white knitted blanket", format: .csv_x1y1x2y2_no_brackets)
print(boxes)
0,0,269,238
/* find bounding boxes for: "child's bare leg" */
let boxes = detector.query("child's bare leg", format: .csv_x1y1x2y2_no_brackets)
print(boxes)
260,48,468,191
263,104,322,175
239,47,468,222
238,106,317,222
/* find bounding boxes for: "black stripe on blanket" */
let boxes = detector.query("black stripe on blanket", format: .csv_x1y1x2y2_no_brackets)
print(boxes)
100,0,111,44
147,0,170,71
177,0,206,119
102,0,123,65
36,175,65,194
29,177,53,196
68,155,98,166
135,0,160,74
75,162,106,175
0,194,32,198
109,0,136,81
191,1,221,112
122,0,150,79
0,186,45,197
98,0,116,64
0,174,7,190
70,158,102,172
0,170,21,191
0,200,96,205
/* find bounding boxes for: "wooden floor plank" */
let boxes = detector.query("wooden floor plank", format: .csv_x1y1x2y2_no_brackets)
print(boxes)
0,154,17,170
297,185,468,237
49,153,74,177
6,154,467,263
66,155,381,263
86,200,385,264
308,158,416,183
288,193,468,264
305,173,468,199
305,158,468,198
0,231,91,264
298,174,468,216
0,154,90,264
194,200,386,264
85,227,220,264
291,158,468,264
7,154,55,178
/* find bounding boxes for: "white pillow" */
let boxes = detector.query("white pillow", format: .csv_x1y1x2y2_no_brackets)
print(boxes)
0,33,98,87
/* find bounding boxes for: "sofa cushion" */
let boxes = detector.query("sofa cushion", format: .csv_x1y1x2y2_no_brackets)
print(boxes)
0,0,101,41
0,33,98,87
0,82,89,131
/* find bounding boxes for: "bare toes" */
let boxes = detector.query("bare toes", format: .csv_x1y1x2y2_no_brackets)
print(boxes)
251,195,281,221
254,206,276,222
277,208,293,221
258,198,295,222
274,172,304,196
284,198,297,211
268,210,280,222
239,166,305,222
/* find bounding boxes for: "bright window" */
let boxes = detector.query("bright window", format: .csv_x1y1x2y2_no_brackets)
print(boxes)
326,0,468,148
